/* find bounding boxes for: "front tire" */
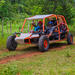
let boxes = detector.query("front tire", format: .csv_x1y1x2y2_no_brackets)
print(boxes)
38,35,49,52
7,36,17,51
67,32,73,45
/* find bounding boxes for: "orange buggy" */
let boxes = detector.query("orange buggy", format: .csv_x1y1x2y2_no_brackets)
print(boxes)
7,14,73,52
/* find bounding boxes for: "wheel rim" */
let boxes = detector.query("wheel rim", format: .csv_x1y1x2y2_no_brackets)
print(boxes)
44,40,48,48
70,36,73,43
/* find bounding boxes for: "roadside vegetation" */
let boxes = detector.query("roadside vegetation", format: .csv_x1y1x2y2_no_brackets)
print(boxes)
0,43,75,75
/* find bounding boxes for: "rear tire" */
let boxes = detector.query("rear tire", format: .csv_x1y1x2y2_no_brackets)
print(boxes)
38,35,49,52
7,36,17,51
67,32,73,45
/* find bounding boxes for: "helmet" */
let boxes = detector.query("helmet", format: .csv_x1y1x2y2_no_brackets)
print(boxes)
48,21,53,24
38,21,42,25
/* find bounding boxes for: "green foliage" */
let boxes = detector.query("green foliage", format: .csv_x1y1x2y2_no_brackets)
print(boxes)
0,44,75,75
0,0,75,24
65,50,71,57
0,0,12,18
0,64,19,75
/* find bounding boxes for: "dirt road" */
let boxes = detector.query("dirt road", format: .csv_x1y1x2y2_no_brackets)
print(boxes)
0,43,72,64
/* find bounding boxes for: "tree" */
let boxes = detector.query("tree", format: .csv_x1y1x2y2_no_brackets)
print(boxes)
0,0,75,24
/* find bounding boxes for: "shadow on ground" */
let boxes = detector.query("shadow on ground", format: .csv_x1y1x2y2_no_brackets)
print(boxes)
17,42,68,52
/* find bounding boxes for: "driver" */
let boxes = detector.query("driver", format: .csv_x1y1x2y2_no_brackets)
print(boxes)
47,22,56,37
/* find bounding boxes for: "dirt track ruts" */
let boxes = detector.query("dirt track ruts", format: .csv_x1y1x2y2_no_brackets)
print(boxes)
0,52,42,64
0,43,74,64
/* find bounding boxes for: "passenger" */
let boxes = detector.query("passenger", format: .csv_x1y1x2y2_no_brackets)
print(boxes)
60,23,67,32
31,21,43,33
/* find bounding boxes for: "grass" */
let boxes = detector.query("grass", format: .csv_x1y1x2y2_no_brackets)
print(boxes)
0,19,75,75
0,19,32,49
0,44,37,59
0,21,23,49
0,44,75,75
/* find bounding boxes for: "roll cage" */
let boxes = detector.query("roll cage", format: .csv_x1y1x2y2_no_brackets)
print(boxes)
21,14,69,32
21,14,69,40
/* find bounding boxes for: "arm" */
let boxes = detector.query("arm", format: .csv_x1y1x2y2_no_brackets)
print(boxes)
48,26,56,38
